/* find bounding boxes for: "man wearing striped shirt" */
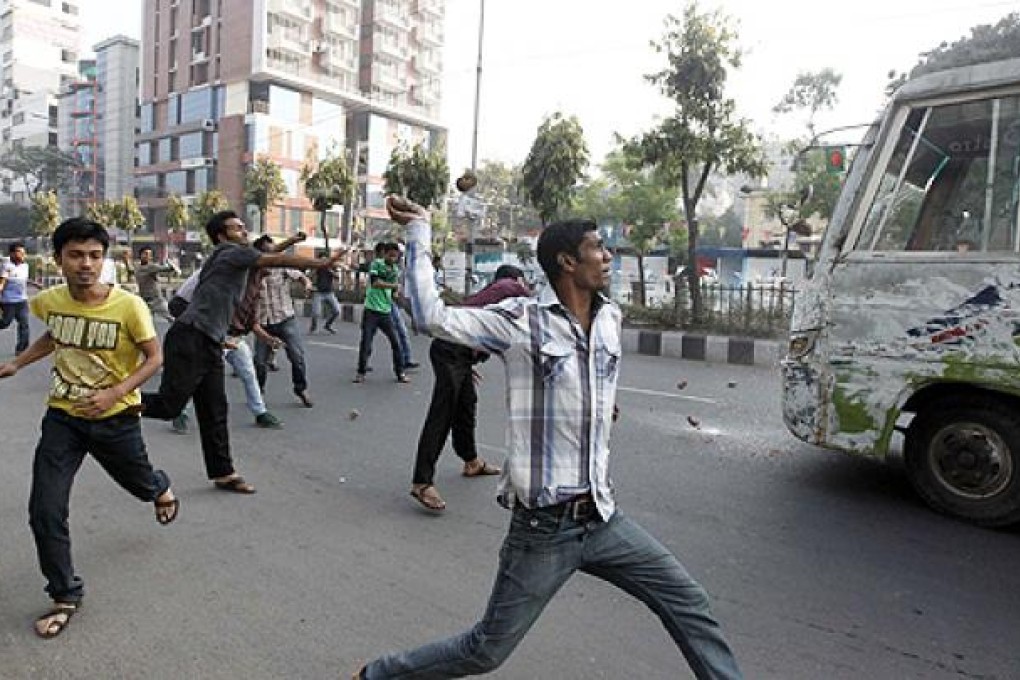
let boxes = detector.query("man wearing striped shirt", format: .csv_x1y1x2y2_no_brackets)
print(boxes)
354,196,742,679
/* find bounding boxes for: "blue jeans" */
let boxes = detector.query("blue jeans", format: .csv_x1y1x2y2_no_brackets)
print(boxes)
390,304,412,365
29,408,171,604
363,509,743,679
311,291,341,327
224,337,266,417
254,316,308,393
358,309,404,377
0,299,30,353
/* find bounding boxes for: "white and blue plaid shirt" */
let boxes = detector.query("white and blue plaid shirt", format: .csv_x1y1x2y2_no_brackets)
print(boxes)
404,219,622,520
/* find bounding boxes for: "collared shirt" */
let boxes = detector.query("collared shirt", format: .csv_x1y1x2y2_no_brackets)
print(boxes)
404,218,622,520
258,267,303,325
1,259,29,303
364,258,398,314
178,242,262,343
129,262,175,300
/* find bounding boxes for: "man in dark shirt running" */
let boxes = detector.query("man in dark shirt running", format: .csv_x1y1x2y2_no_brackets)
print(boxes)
141,211,343,494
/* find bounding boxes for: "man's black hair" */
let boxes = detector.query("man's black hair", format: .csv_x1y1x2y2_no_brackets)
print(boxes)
253,235,274,252
137,245,153,255
206,210,239,244
8,241,24,254
493,264,524,281
53,218,110,255
536,219,598,283
379,241,399,254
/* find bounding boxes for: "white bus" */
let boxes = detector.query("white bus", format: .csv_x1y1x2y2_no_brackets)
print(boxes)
782,58,1020,526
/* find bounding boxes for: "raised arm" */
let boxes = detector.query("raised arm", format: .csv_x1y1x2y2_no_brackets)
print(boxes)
388,195,521,355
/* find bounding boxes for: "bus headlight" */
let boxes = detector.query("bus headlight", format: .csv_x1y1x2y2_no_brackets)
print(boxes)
788,330,819,360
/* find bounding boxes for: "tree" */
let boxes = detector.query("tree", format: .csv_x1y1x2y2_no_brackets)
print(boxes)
31,190,60,249
0,146,81,199
244,156,287,234
0,202,32,239
190,190,230,251
520,112,590,225
382,141,450,209
773,68,842,139
301,146,354,251
166,194,190,237
887,12,1020,93
114,196,145,248
85,200,118,229
628,3,767,320
468,160,541,239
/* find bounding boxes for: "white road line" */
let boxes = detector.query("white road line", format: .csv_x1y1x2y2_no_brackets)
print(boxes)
618,386,718,404
307,341,358,351
309,341,719,404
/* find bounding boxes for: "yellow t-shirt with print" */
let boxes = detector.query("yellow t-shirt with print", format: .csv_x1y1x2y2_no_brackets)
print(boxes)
30,285,156,419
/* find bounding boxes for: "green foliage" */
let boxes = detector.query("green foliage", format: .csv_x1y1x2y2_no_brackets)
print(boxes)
766,149,843,223
520,112,590,225
30,190,60,239
382,142,450,209
190,190,230,250
888,13,1020,93
473,160,541,237
628,2,766,319
0,202,31,238
699,204,742,247
302,146,355,213
773,68,842,138
244,157,288,233
0,146,81,198
85,197,146,244
166,194,190,234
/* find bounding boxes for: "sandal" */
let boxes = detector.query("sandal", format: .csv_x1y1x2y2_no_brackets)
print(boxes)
352,373,366,384
396,374,410,384
463,459,501,477
213,476,257,494
409,485,446,511
34,601,80,639
154,494,180,525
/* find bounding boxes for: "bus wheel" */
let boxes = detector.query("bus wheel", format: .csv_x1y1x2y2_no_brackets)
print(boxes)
905,398,1020,527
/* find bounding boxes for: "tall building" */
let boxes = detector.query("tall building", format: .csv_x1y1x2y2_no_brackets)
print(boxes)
57,36,140,217
0,0,83,202
137,0,446,245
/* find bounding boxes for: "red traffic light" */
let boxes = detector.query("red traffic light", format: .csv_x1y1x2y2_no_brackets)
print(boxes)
824,146,846,174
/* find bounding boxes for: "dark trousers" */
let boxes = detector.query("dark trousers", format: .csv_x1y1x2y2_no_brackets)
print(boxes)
413,340,479,485
0,299,29,353
29,408,171,604
254,316,308,393
357,308,403,377
141,322,235,479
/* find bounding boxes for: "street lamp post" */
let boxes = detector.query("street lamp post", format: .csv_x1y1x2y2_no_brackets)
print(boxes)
464,0,485,294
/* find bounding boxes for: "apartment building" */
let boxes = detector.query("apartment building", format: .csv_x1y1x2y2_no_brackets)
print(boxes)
57,35,140,217
0,0,82,202
137,0,446,245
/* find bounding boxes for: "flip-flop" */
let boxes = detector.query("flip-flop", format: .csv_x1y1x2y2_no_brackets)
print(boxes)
154,496,180,525
214,477,257,494
463,460,501,477
34,601,80,639
410,485,446,511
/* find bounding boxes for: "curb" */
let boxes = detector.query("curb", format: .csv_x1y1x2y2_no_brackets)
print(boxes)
298,301,783,368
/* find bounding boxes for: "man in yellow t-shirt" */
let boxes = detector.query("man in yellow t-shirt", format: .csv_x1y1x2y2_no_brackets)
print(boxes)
0,218,178,640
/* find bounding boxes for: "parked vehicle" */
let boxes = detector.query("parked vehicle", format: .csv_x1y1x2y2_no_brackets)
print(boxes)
782,58,1020,526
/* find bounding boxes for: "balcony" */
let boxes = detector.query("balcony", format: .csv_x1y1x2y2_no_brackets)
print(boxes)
191,49,209,63
411,53,440,75
267,0,312,23
315,45,357,74
268,29,311,56
320,13,358,40
372,64,405,92
413,23,443,46
191,14,212,31
374,5,410,31
373,39,408,61
414,0,443,17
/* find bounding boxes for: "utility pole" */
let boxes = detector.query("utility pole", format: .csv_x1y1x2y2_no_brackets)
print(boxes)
463,0,484,294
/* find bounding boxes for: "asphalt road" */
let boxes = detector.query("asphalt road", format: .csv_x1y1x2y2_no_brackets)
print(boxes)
0,319,1018,679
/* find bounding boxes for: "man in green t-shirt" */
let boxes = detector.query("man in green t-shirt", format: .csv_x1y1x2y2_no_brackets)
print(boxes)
354,242,407,383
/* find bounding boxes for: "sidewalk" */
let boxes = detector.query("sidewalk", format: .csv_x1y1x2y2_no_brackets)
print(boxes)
298,301,784,368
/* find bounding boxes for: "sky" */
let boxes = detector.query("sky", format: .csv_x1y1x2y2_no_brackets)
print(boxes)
83,0,1017,173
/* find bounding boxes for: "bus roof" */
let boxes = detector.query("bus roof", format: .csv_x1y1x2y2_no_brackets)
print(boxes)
895,58,1020,103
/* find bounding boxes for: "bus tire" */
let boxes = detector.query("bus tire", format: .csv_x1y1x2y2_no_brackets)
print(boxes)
905,397,1020,527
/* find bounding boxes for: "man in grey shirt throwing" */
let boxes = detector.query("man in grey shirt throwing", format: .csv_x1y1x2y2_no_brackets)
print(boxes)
142,211,343,494
122,246,177,322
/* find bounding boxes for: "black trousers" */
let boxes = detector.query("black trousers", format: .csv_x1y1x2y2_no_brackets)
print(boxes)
357,308,403,377
141,322,235,479
29,408,170,603
412,339,480,485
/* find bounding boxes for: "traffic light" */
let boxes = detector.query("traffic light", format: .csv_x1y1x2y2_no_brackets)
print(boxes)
824,145,846,174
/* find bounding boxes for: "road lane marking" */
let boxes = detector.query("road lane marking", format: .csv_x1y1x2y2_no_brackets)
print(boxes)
307,341,358,352
618,386,717,404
